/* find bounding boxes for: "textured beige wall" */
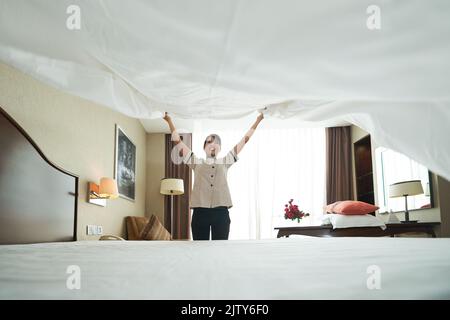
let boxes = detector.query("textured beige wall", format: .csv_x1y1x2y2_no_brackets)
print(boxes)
0,62,146,240
146,133,166,223
350,125,442,225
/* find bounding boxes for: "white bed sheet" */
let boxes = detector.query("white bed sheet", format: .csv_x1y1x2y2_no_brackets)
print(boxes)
1,1,450,181
1,237,450,300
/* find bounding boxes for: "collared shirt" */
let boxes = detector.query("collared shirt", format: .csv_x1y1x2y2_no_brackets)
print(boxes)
183,150,238,208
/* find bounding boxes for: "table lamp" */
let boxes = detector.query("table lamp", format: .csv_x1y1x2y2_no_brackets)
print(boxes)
389,180,424,223
160,178,184,236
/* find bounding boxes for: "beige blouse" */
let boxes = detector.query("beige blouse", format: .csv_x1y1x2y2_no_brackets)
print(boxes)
183,149,238,208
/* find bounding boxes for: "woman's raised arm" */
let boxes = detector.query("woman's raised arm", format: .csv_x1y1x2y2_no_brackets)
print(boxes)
163,112,191,158
233,111,264,155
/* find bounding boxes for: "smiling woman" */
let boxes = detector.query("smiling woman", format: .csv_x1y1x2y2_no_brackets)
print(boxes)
163,112,264,240
193,126,326,240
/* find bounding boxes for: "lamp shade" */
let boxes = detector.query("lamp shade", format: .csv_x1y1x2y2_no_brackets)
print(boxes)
389,180,424,198
99,177,119,199
160,178,184,195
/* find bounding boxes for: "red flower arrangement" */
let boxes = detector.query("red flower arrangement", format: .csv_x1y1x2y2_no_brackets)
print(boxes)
284,199,310,222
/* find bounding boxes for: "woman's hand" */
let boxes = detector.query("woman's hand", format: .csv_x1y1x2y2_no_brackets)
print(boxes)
162,112,190,156
163,112,177,136
257,112,264,122
163,112,171,122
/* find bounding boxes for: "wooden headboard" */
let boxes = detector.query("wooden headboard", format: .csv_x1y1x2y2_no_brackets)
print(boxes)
0,106,78,244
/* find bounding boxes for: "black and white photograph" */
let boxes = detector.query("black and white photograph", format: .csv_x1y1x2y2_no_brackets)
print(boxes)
115,125,136,201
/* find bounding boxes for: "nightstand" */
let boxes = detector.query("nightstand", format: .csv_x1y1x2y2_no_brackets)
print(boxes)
275,222,440,238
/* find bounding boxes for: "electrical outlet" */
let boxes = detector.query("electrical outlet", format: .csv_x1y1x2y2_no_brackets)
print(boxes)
86,225,95,235
86,225,104,235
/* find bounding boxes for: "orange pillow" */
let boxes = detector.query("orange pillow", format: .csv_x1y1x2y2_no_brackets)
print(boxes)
325,201,379,215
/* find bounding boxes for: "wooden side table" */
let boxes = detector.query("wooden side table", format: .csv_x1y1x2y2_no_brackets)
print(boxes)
275,222,440,238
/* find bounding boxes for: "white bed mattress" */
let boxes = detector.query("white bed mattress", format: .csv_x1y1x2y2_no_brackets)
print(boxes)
1,237,449,299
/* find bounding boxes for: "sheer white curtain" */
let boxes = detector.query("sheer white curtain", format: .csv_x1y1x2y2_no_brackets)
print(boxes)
192,126,326,240
375,147,430,212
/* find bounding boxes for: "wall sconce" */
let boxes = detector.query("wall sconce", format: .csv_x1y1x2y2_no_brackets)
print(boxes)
88,177,119,207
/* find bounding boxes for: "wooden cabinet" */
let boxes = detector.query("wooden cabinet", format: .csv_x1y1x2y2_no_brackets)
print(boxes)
275,223,439,238
354,135,375,205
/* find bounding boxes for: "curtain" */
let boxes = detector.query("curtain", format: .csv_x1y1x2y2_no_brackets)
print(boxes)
165,133,192,240
325,126,354,204
192,127,326,240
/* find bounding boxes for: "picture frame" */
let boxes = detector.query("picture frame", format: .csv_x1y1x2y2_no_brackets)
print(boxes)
114,125,136,201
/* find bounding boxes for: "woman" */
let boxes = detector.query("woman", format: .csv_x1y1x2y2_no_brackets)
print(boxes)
163,111,264,240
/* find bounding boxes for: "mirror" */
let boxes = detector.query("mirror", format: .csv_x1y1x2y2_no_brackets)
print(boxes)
375,147,433,213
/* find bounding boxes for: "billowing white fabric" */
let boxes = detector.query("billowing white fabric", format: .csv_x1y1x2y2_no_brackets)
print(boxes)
0,1,449,179
1,238,450,299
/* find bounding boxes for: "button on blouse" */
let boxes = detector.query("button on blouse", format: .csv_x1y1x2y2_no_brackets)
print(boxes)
183,149,238,208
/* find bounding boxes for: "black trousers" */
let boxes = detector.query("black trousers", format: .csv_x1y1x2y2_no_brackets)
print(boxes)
191,207,230,240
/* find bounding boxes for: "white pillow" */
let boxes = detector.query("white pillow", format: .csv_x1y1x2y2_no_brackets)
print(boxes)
327,214,386,230
321,214,332,225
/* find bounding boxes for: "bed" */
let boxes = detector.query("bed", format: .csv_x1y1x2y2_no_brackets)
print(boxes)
1,106,450,300
1,237,450,299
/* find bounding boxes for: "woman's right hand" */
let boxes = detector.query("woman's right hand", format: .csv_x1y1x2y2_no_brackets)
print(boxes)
163,112,171,122
257,111,264,122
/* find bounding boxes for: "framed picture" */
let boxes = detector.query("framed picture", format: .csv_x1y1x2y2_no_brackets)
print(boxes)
114,125,136,201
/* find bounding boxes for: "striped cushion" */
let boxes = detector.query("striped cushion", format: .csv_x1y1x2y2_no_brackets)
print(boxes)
126,216,149,240
139,215,171,241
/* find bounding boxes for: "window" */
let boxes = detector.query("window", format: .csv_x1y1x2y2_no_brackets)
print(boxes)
193,127,326,239
375,147,432,213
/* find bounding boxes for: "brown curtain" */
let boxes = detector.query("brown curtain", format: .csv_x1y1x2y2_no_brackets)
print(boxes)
164,133,192,240
326,126,354,204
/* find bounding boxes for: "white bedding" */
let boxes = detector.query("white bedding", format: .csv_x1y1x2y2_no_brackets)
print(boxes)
1,1,450,181
322,214,387,230
1,238,450,299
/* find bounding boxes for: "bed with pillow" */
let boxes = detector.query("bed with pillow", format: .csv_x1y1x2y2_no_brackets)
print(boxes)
324,200,386,230
1,107,450,299
275,200,438,238
2,237,450,299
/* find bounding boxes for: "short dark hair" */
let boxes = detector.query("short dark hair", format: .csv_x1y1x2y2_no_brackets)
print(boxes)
203,134,221,149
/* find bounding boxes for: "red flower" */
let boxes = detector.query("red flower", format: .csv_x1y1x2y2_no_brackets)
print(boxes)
283,199,310,222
